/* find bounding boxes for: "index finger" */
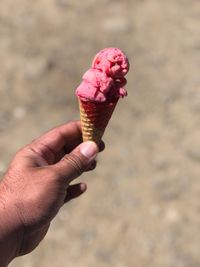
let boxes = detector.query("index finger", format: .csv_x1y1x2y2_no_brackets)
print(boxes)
16,121,83,166
31,120,82,154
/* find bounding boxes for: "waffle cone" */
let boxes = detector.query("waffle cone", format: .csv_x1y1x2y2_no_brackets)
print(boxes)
78,98,118,144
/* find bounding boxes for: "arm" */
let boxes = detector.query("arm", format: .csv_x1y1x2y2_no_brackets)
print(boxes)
0,186,23,267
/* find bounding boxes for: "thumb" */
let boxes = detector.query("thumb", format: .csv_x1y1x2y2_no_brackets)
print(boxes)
52,141,98,183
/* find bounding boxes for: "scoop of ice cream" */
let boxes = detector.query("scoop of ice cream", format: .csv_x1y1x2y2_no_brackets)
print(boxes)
92,47,129,78
76,47,129,103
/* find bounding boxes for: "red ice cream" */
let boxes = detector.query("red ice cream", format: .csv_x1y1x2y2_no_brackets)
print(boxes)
76,48,129,103
76,48,130,144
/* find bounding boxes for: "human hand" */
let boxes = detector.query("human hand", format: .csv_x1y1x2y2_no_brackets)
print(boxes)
0,121,103,266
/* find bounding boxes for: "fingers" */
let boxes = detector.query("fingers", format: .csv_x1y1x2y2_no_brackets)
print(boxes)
18,121,83,166
98,141,105,152
85,160,97,172
32,121,82,149
51,141,99,184
64,183,87,203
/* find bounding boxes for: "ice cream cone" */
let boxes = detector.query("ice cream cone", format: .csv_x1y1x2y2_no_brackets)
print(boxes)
78,98,118,144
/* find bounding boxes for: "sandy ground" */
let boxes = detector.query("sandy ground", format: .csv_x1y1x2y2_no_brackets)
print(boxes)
0,0,200,266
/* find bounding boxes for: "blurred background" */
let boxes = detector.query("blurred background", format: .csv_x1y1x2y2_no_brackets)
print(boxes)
0,0,200,266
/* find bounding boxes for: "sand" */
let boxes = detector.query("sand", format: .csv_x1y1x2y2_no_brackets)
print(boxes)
0,1,200,266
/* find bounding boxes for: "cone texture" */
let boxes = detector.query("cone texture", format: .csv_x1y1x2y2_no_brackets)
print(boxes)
78,98,118,144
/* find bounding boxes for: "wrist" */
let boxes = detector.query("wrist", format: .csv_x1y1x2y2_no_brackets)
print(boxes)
0,179,24,266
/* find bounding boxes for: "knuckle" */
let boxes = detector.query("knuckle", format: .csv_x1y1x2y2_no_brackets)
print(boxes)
63,153,84,176
15,145,28,157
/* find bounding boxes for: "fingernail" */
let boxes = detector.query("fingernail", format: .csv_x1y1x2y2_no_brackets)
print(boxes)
80,141,98,160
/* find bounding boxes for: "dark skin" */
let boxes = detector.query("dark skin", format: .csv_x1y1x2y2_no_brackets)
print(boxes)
0,121,104,266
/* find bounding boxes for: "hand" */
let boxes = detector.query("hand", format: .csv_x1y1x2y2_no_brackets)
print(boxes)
0,121,103,266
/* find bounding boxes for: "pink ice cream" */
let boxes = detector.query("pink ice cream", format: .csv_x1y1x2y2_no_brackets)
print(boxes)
76,48,129,103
